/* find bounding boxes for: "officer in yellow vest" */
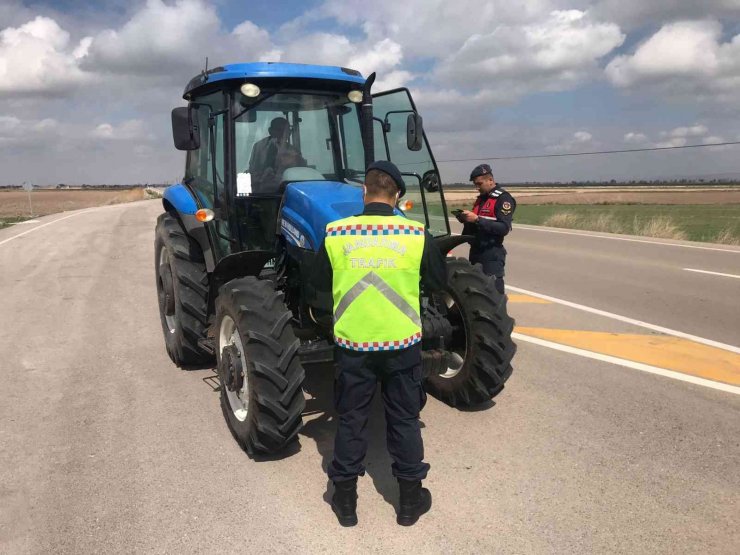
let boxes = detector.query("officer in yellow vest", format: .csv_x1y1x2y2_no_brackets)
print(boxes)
312,160,447,527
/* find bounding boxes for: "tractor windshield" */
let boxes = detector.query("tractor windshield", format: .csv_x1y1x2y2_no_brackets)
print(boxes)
233,90,365,195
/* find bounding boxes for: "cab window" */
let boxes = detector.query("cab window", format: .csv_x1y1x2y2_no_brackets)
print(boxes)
184,91,226,208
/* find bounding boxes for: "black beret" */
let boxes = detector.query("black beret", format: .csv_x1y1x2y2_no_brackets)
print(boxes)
469,163,493,180
367,160,406,197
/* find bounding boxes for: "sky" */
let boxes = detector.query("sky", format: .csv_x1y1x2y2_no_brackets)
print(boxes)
1,0,739,185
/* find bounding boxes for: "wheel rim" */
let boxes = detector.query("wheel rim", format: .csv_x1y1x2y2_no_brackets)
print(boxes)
437,291,467,379
219,315,249,421
158,248,176,334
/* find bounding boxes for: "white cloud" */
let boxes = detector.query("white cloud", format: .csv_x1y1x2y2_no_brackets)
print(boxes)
408,88,510,133
589,0,740,30
622,124,713,149
606,21,721,86
0,114,61,147
661,124,708,138
316,0,557,58
83,0,220,75
605,20,740,105
277,34,412,89
655,137,687,148
436,10,624,94
0,16,93,97
91,119,153,141
547,129,595,152
347,38,410,87
0,115,21,134
624,132,649,144
232,20,278,62
33,118,58,131
82,0,274,76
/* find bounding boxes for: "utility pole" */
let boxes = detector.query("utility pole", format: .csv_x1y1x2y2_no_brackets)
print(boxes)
22,181,33,216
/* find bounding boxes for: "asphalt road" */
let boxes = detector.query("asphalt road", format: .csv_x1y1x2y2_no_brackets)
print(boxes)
1,201,739,554
448,220,740,346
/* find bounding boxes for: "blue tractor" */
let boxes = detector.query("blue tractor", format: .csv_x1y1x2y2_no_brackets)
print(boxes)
155,62,515,454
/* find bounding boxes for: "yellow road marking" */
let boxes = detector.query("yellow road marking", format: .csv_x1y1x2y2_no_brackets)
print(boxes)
508,294,551,304
515,327,740,386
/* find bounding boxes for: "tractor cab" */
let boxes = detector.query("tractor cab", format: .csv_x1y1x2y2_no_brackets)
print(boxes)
170,63,449,269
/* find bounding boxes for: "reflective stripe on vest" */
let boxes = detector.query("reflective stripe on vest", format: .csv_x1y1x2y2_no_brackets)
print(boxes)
325,214,425,351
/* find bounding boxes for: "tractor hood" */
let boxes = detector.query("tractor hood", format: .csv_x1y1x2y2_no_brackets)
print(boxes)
280,181,364,251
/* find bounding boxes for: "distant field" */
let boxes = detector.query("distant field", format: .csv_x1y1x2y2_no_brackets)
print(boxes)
444,187,740,205
444,187,740,245
0,189,154,228
512,204,740,244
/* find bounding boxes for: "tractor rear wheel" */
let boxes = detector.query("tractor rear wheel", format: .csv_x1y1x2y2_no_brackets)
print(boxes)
424,257,516,407
215,277,306,455
154,213,213,367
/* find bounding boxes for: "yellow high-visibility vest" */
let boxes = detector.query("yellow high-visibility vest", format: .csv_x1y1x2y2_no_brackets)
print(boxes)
324,214,425,351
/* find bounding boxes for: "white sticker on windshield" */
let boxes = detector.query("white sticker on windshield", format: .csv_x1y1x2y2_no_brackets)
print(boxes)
237,172,252,196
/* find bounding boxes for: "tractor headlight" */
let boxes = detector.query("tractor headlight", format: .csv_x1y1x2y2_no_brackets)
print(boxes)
347,90,363,103
240,83,261,98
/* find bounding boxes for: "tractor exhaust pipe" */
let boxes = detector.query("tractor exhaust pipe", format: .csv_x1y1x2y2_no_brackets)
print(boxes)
361,72,376,169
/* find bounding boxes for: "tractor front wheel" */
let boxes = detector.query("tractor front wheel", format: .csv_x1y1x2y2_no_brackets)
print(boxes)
216,277,306,455
154,213,213,367
424,257,516,407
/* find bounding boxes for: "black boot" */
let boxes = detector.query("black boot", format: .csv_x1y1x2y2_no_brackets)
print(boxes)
397,479,432,526
331,478,358,527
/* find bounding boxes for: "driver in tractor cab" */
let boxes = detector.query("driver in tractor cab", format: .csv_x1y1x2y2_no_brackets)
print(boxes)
248,117,306,194
312,160,447,527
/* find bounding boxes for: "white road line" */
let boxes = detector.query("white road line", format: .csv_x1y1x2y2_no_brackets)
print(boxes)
684,268,740,279
513,332,740,396
0,210,95,247
512,224,740,253
506,285,740,355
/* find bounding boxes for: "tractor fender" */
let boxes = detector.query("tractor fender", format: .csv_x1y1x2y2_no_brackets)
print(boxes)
211,250,276,290
434,234,474,256
162,183,217,272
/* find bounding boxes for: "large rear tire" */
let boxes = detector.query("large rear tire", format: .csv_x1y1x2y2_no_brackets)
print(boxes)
424,257,516,407
154,213,213,367
216,278,306,455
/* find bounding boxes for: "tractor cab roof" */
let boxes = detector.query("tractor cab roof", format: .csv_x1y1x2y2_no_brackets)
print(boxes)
184,62,366,99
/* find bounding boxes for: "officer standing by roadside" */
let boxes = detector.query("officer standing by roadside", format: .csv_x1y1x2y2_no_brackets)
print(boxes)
312,160,447,527
455,163,516,294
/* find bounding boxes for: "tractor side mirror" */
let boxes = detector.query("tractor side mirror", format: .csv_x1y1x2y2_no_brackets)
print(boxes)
421,170,440,192
407,113,423,151
171,106,200,151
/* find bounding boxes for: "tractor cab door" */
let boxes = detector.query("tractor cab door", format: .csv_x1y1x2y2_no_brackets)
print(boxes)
182,92,233,260
372,89,450,237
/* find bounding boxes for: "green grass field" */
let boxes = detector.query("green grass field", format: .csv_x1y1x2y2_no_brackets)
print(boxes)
0,217,31,229
511,204,740,244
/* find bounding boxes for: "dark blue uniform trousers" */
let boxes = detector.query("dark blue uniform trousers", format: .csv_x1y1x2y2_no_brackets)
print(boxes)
328,343,430,482
470,246,506,295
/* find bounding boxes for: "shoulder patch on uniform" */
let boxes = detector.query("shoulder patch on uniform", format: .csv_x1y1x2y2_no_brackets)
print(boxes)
500,200,513,215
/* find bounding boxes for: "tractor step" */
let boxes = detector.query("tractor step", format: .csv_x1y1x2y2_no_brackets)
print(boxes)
201,336,333,364
298,340,335,365
198,337,216,356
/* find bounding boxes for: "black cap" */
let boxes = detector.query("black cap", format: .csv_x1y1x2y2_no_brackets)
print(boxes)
469,163,493,180
367,160,406,197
